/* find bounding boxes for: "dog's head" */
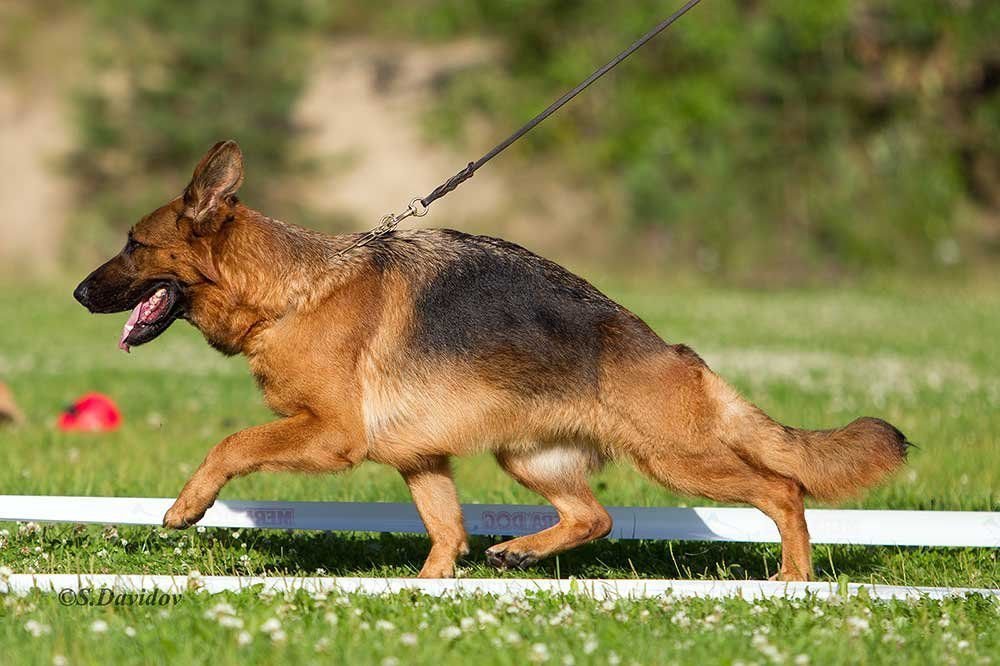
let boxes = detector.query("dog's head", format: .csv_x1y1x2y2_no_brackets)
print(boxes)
74,140,244,351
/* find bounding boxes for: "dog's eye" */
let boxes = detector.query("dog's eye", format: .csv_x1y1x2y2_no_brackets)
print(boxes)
124,234,142,255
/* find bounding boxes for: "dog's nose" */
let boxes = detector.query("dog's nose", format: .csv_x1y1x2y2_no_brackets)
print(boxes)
73,282,90,308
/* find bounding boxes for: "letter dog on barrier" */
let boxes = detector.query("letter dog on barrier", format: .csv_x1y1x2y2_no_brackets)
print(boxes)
74,141,910,580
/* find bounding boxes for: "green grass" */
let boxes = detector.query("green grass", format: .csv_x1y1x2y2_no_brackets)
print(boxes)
0,279,997,664
2,588,998,666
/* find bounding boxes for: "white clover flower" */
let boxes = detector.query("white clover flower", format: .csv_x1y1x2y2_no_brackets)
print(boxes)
562,655,576,666
460,617,476,631
359,621,371,631
382,658,400,666
315,568,327,575
196,526,206,534
260,618,282,634
219,616,244,629
24,620,51,637
237,631,252,646
439,626,462,640
52,656,68,666
400,633,418,646
529,643,550,663
476,609,499,626
376,620,396,632
205,602,237,618
846,616,870,635
752,634,785,663
90,620,108,634
794,655,810,665
315,637,330,653
608,652,621,666
124,626,137,637
502,630,522,645
324,612,339,626
583,637,598,654
270,630,287,644
20,522,41,537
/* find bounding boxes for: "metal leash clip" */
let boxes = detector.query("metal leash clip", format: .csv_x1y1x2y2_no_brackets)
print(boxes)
336,198,429,258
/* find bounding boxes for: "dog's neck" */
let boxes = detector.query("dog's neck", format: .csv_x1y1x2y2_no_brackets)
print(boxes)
183,205,367,356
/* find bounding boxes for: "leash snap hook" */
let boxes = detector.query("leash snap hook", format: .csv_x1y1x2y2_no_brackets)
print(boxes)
407,198,428,218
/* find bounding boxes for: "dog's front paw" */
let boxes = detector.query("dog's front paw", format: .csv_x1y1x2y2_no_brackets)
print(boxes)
162,496,212,529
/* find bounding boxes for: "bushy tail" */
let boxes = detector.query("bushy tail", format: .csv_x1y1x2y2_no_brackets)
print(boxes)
702,367,911,502
769,417,911,501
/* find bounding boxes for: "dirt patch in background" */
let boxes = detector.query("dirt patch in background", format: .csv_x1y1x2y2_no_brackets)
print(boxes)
292,39,621,266
0,8,82,278
0,28,623,279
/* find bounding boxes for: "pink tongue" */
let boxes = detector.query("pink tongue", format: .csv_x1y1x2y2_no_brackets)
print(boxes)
119,301,144,353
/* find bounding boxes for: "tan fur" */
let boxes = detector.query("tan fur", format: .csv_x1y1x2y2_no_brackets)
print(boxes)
0,381,22,425
78,142,909,581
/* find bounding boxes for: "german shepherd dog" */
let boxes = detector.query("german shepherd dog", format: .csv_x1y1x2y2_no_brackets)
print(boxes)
74,141,909,580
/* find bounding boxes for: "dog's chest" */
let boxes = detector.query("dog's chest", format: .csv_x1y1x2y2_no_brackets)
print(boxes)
245,313,363,418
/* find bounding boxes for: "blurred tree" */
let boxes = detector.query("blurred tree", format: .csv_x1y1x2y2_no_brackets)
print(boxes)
70,0,326,230
65,0,999,280
329,0,1000,278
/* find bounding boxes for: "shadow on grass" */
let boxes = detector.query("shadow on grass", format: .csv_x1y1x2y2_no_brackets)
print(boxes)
242,531,914,582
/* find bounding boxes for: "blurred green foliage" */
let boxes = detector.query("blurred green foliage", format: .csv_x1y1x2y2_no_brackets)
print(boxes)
66,0,999,279
70,0,327,229
330,0,1000,278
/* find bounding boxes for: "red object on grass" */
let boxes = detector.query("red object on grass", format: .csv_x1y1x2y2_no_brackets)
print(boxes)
57,393,122,433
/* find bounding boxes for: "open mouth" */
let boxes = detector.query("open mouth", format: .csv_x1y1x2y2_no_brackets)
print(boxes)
119,283,182,352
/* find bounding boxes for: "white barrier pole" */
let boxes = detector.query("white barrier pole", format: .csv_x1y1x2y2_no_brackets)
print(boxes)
0,496,998,547
1,573,997,601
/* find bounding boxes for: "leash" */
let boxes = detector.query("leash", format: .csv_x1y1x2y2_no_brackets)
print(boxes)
338,0,703,256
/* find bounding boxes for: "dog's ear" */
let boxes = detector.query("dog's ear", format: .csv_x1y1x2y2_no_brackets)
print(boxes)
183,140,244,235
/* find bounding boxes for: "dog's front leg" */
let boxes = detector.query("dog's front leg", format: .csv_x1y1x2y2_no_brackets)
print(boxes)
163,413,363,529
399,456,469,578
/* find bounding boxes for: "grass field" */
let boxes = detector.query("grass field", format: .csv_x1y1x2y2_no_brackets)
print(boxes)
0,279,997,664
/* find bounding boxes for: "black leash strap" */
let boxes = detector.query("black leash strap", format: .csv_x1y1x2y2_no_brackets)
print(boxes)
340,0,702,257
419,0,703,210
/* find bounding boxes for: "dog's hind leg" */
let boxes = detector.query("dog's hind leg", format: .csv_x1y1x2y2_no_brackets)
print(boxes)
630,445,813,581
486,444,611,570
400,456,469,578
163,413,364,529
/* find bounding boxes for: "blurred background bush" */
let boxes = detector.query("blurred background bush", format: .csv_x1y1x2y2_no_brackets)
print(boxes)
1,0,997,283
